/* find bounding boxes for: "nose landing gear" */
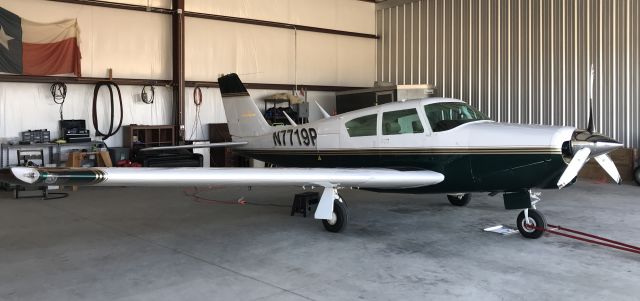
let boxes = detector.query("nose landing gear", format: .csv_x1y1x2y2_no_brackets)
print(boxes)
504,190,548,239
516,208,547,239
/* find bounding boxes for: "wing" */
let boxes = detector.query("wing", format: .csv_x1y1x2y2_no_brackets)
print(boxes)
1,167,444,219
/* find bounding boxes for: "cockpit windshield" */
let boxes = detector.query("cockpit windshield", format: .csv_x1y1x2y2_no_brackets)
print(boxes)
424,102,489,132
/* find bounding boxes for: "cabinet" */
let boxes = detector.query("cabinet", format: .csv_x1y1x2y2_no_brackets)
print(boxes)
208,123,250,167
123,125,175,153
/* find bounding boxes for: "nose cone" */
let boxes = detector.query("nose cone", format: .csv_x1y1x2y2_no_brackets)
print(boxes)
593,140,624,156
571,131,624,158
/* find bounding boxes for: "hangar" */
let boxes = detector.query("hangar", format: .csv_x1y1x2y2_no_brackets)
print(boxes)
0,0,638,300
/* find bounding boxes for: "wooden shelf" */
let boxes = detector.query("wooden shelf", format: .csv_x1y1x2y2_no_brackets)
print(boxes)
123,125,175,155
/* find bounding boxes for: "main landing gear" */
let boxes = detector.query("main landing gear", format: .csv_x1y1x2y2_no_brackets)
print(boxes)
447,193,471,206
322,197,349,233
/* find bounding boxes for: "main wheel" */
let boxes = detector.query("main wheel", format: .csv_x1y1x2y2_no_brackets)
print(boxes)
322,198,349,233
634,166,640,186
516,209,547,239
447,193,471,206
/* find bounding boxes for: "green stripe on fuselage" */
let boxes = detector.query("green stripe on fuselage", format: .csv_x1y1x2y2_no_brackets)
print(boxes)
235,150,567,193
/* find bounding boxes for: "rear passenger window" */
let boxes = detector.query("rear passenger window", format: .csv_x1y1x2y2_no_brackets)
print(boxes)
345,114,377,137
382,109,424,135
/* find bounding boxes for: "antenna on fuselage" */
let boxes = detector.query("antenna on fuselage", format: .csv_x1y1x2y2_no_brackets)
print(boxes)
314,101,331,119
282,111,298,126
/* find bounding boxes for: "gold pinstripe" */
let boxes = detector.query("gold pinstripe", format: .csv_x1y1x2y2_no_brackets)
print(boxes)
236,147,562,156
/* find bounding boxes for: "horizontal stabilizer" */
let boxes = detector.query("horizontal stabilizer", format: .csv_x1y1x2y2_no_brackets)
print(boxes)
140,142,248,152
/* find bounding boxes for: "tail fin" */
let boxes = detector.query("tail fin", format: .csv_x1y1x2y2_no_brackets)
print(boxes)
218,73,272,138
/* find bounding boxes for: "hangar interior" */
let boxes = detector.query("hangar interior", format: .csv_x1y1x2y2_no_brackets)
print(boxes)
0,0,638,300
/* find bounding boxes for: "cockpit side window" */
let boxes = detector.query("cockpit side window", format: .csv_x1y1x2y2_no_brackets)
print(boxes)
345,114,378,137
382,108,424,135
424,102,488,132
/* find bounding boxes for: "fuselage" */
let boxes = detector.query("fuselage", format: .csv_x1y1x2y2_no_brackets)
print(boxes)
232,98,575,194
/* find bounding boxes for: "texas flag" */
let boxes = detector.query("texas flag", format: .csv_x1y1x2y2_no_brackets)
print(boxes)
0,7,81,76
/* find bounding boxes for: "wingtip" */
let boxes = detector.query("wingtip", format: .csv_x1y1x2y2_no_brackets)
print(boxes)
6,167,40,185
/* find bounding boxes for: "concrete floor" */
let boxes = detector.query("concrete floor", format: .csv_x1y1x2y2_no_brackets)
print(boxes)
0,181,638,301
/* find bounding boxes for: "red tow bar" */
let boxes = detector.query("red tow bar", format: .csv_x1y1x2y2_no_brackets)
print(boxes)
531,223,640,255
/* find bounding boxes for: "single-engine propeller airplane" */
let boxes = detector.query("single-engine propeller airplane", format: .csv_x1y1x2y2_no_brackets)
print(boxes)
0,69,624,238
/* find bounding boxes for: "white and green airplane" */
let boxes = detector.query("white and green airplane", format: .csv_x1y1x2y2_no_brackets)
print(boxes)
1,73,623,239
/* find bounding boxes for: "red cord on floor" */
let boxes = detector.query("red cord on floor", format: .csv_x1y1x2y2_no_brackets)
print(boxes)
527,223,640,255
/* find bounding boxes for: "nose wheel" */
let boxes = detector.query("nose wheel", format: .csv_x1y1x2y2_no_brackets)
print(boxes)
322,197,349,233
516,209,547,239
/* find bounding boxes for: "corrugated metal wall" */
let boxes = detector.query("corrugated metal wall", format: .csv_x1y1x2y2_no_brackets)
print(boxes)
376,0,639,148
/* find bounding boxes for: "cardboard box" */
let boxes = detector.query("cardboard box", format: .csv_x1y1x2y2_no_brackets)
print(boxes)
578,148,638,184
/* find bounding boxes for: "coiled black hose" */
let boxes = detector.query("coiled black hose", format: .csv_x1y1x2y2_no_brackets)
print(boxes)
50,82,67,120
92,81,123,140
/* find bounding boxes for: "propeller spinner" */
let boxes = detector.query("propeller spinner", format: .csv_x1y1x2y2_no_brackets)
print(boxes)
557,65,623,189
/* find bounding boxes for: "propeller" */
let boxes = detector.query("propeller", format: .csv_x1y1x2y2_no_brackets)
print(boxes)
558,148,591,189
557,65,623,189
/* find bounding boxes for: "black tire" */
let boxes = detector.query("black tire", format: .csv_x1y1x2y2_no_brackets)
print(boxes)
447,193,471,206
516,209,547,239
322,198,349,233
634,167,640,186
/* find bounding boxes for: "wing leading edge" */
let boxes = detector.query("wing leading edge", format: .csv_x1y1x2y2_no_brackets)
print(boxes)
4,167,443,189
2,167,444,220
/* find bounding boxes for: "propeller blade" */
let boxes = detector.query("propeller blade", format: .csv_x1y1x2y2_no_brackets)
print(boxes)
558,147,591,189
587,64,595,133
587,107,594,133
594,154,621,184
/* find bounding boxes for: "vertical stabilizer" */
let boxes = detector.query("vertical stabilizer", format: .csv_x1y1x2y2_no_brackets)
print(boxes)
218,74,272,138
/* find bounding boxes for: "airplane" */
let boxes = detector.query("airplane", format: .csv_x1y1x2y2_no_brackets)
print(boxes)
0,72,624,239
